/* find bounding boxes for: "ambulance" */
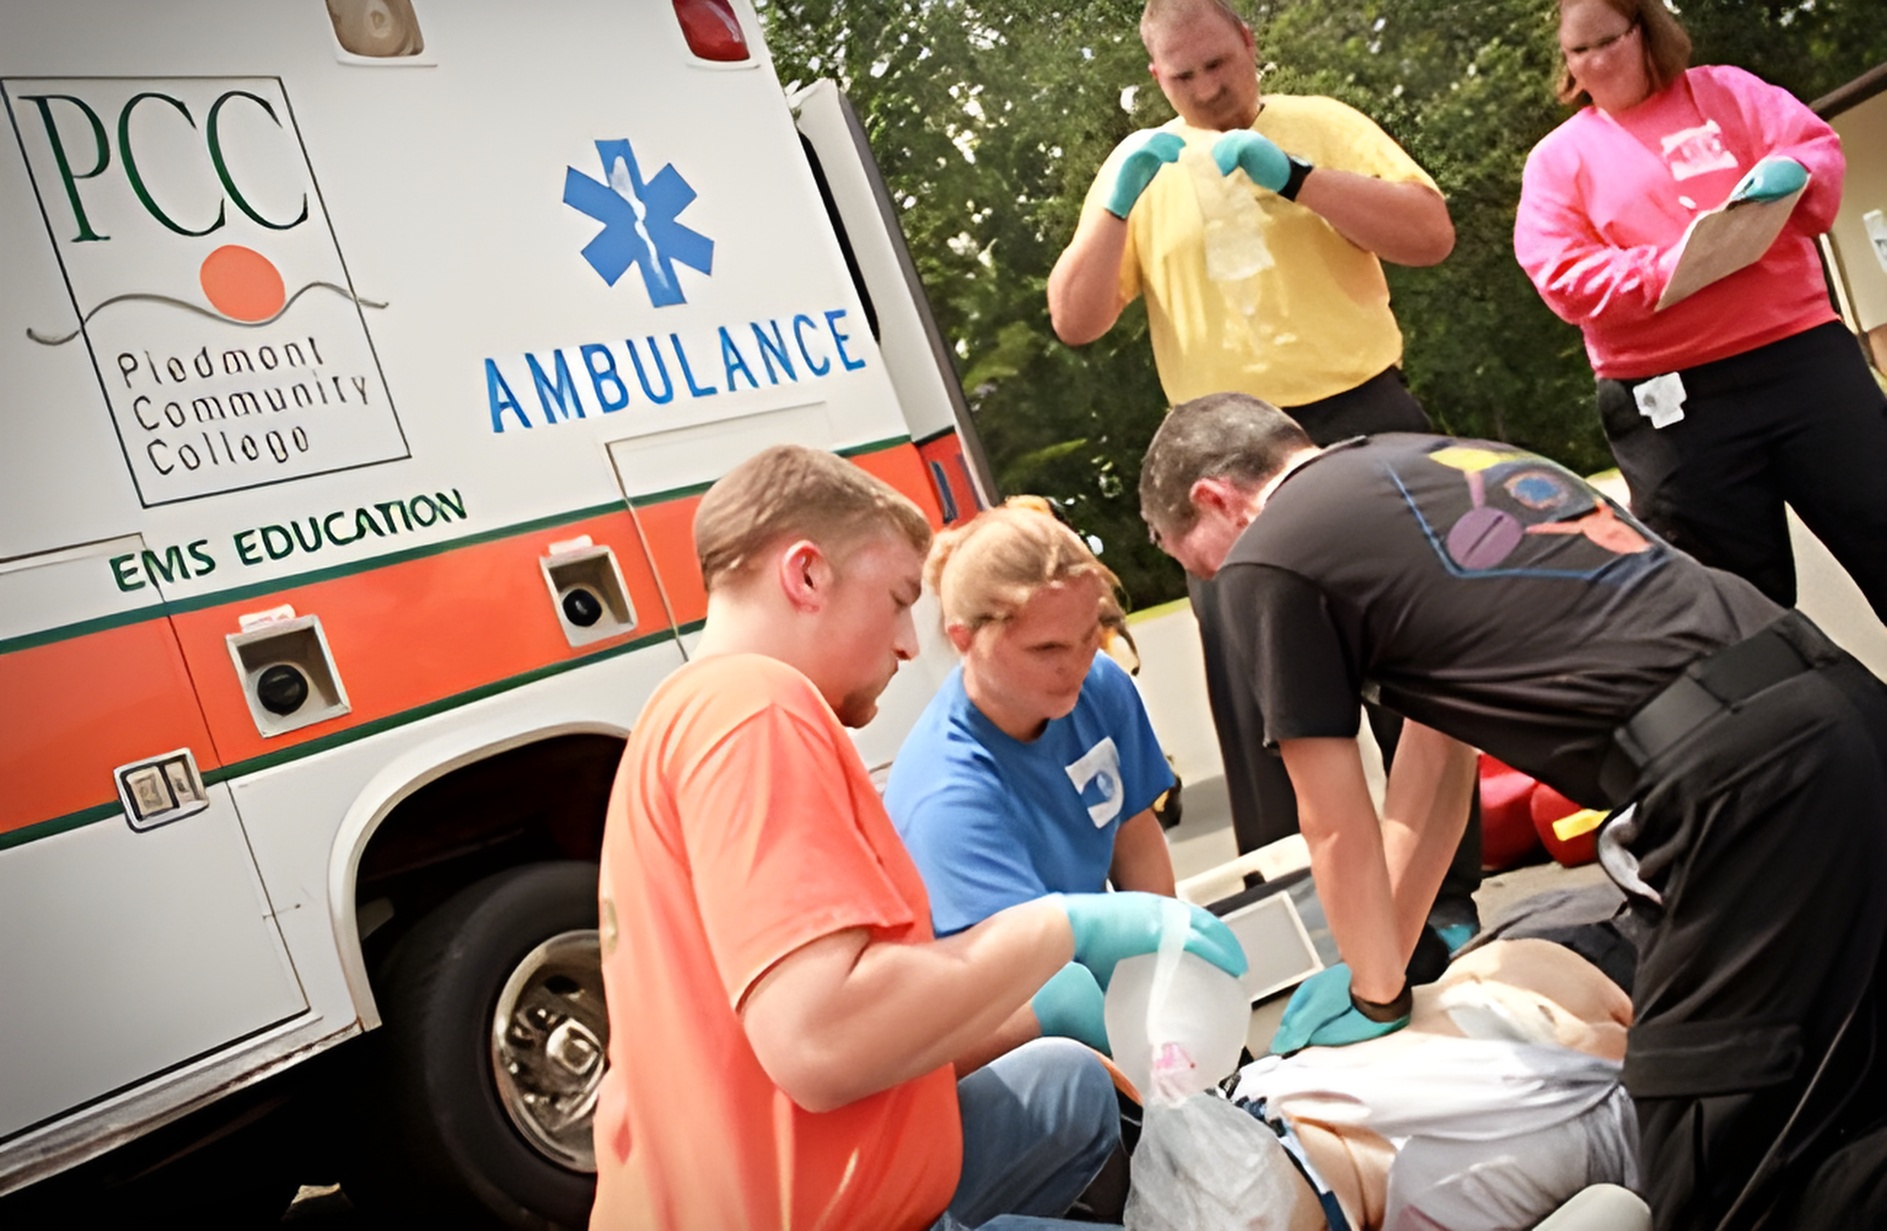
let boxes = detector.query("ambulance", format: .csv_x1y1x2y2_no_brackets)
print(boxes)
0,1,988,1224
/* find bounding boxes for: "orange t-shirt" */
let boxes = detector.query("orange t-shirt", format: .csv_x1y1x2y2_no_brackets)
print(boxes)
589,653,962,1231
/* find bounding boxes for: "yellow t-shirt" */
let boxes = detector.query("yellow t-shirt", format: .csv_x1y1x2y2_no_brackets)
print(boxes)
1083,94,1437,408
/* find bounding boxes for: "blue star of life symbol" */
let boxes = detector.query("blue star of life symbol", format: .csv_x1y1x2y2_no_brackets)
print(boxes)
563,139,713,306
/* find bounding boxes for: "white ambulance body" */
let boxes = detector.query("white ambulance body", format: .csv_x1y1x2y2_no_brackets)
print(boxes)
0,2,985,1223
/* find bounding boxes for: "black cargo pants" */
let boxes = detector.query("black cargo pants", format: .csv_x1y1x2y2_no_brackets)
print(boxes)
1606,617,1887,1231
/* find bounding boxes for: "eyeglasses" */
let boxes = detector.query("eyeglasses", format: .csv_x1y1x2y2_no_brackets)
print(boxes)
1563,18,1638,59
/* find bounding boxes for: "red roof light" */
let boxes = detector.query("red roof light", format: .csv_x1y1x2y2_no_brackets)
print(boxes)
673,0,750,62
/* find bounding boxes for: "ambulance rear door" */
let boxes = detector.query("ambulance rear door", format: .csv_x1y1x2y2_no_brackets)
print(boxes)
790,79,995,529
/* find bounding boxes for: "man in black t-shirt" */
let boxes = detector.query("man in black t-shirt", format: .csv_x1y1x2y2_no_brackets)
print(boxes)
1139,391,1887,1231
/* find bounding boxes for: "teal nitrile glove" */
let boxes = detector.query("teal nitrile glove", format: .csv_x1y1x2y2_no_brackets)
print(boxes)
1030,962,1110,1055
1212,129,1293,193
1269,964,1411,1056
1728,156,1807,205
1053,891,1248,990
1102,131,1185,219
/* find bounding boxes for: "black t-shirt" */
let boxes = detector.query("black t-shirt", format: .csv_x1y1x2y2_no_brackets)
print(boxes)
1215,434,1782,806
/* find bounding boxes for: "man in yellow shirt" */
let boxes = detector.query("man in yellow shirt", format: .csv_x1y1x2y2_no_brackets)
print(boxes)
1048,0,1478,938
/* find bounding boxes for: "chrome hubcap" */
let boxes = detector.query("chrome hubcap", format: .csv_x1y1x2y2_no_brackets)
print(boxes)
490,929,607,1171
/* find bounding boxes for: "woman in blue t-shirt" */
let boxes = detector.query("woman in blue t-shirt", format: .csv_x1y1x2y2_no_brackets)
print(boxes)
885,505,1177,942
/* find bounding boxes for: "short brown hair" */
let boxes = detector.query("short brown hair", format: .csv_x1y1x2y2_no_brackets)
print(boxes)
693,445,932,592
928,503,1122,635
1139,392,1313,537
1140,0,1247,52
1556,0,1691,107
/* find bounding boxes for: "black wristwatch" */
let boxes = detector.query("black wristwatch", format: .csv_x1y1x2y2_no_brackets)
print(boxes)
1279,154,1314,202
1350,978,1413,1023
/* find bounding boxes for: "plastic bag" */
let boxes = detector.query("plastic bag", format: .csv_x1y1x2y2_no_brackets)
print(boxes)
1120,904,1319,1230
1124,1092,1310,1231
1183,145,1273,284
1181,145,1271,322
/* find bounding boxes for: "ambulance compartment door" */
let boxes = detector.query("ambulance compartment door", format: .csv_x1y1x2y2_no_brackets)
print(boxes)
790,80,994,525
603,401,844,658
0,540,309,1158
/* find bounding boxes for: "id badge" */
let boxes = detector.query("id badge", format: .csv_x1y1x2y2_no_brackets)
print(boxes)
1633,372,1687,429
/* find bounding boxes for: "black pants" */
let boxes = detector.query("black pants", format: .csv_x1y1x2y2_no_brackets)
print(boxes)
1192,368,1483,906
1612,623,1887,1230
1597,321,1887,623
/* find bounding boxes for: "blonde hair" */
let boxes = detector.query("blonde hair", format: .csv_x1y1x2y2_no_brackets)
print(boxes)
1556,0,1691,107
693,444,932,592
1141,0,1248,52
928,504,1123,636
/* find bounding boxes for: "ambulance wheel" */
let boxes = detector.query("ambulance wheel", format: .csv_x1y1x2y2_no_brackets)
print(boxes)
348,861,605,1230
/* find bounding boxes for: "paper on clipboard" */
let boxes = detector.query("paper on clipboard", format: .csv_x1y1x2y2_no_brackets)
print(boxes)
1656,179,1809,310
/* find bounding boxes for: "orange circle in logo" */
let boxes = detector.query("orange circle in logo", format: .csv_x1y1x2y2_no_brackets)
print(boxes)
200,245,286,323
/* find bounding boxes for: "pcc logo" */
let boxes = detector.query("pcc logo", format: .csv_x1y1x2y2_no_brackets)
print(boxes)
6,76,405,507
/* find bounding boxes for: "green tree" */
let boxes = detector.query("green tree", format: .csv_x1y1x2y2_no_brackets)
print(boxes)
1249,0,1601,467
759,0,1188,608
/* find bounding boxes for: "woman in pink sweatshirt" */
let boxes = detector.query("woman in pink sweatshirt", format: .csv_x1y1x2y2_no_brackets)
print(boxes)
1514,0,1887,625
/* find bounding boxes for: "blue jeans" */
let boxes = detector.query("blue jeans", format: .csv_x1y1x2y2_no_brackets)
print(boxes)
930,1037,1122,1231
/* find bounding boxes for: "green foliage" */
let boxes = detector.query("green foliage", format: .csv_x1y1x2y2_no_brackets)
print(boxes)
1252,0,1600,464
755,0,1887,609
758,0,1187,608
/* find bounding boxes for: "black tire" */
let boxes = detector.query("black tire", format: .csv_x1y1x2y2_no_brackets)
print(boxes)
345,861,604,1230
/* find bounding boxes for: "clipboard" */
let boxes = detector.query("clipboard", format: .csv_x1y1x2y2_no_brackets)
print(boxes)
1656,179,1808,310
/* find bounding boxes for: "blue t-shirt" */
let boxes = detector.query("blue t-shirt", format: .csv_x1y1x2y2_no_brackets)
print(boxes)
885,654,1174,936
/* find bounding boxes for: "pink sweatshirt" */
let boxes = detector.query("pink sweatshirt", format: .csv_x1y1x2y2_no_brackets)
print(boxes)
1514,64,1843,380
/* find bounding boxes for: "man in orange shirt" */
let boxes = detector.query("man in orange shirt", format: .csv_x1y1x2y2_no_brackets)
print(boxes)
589,445,1246,1231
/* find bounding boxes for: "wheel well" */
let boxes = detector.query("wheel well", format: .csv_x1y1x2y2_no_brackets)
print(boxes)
353,733,621,966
